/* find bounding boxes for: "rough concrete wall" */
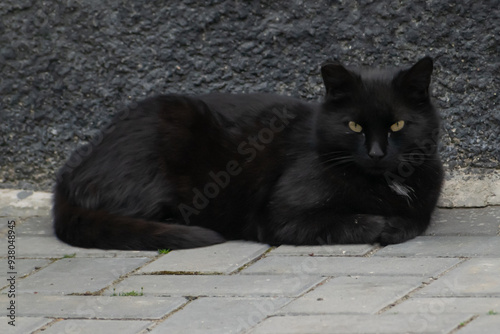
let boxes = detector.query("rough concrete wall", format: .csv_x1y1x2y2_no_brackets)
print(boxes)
1,0,499,190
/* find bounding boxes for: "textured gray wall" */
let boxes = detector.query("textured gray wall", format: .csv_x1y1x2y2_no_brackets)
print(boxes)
1,0,499,190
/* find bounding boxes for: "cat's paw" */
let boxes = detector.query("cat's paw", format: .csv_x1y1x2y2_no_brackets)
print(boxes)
378,217,420,245
344,214,386,243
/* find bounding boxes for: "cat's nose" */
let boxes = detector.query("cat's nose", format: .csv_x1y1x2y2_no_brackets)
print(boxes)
368,141,385,160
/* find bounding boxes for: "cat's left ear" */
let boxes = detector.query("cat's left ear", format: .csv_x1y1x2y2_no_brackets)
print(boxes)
394,56,433,101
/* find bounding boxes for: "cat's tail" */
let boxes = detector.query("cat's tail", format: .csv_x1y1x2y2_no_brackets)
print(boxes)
53,188,226,251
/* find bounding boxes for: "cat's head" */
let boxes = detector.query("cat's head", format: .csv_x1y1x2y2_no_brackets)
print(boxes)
315,57,440,175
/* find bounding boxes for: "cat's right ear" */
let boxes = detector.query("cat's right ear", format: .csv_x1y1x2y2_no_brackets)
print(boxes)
321,62,358,100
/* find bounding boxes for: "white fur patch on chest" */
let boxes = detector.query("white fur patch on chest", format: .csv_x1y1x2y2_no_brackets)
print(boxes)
388,181,414,201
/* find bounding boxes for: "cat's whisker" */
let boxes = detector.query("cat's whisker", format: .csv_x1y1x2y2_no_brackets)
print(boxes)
320,154,353,163
318,156,355,173
321,156,353,163
398,156,441,163
399,155,425,159
318,152,349,159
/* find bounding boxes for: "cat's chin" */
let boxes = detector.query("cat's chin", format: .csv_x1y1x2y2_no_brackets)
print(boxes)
359,163,394,176
364,167,388,175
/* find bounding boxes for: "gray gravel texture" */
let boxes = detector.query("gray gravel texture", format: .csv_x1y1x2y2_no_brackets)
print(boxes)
1,0,499,190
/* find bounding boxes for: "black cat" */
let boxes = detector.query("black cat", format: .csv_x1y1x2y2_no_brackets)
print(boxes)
53,57,443,250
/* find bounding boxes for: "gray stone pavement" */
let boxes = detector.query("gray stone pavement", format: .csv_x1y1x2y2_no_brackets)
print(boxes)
0,189,499,334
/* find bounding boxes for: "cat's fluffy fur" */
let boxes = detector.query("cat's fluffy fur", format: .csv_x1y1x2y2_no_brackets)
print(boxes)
53,57,443,250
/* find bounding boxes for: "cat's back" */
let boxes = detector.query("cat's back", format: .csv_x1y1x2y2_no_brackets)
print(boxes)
199,93,317,123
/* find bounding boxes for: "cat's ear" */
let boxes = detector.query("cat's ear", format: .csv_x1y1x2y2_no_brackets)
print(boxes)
394,56,433,102
321,62,358,100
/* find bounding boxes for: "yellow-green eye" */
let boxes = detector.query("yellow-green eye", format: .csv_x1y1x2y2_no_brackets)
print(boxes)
348,121,363,133
390,120,405,132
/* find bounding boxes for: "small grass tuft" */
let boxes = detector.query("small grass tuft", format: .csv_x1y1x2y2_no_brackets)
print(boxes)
111,287,144,297
488,310,498,315
62,253,76,258
158,249,171,255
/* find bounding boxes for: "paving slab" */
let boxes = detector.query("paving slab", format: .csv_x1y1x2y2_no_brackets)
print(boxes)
270,244,376,256
375,236,500,258
0,205,51,218
428,207,500,236
415,259,500,297
151,297,291,334
278,276,424,315
0,258,51,289
387,297,500,315
138,241,270,274
457,315,500,334
0,235,158,258
247,314,472,334
0,218,17,236
13,257,150,294
0,316,52,334
110,274,325,297
9,215,54,236
0,294,187,319
41,319,152,334
241,256,460,277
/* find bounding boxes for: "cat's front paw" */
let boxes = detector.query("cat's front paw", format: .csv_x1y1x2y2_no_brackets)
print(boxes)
345,214,386,244
378,217,420,245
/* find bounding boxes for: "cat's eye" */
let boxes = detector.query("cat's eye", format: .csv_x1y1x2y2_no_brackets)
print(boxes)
348,121,363,133
390,121,405,132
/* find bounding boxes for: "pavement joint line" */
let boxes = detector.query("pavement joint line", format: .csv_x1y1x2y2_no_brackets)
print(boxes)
424,257,470,281
230,246,276,275
0,257,58,291
287,276,332,302
68,291,104,297
34,315,159,321
70,253,166,297
31,318,61,334
140,271,224,276
375,278,434,315
261,275,332,314
20,257,58,278
449,314,480,334
376,257,471,315
136,297,195,333
362,245,383,257
111,253,165,278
